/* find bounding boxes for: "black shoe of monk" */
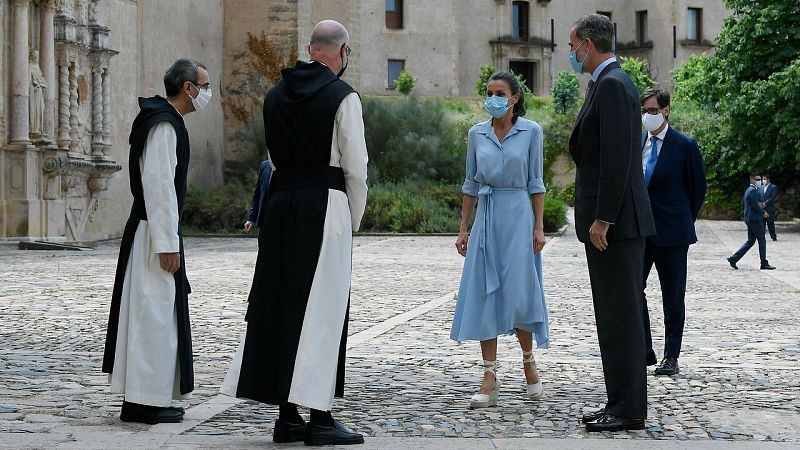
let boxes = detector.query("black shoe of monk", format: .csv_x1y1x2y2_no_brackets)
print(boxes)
120,401,183,424
273,418,307,443
305,420,364,446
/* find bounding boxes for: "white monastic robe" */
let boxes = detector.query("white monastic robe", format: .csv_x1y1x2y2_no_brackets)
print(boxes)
109,121,184,407
221,92,368,411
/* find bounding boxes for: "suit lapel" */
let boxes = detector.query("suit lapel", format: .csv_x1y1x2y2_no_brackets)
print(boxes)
654,127,677,177
570,61,621,163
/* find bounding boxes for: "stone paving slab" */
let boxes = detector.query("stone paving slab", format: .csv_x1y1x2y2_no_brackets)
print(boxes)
0,219,798,448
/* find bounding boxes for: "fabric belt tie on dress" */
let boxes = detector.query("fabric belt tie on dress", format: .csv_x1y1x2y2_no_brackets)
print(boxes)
477,185,526,295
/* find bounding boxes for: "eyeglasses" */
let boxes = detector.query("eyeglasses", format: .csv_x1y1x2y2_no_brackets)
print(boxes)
343,44,352,56
641,107,661,115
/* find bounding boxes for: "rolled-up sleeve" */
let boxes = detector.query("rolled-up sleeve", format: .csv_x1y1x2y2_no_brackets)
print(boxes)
462,128,480,196
527,122,546,194
141,121,179,253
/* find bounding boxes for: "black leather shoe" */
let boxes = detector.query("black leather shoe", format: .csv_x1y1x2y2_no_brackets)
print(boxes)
760,264,776,270
585,413,645,432
581,408,605,424
120,402,183,424
167,405,185,415
646,350,657,366
727,257,738,269
305,420,364,446
273,418,306,443
654,357,679,376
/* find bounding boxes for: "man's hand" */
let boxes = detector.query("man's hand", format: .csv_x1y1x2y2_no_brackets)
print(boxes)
159,252,181,273
589,220,610,252
455,231,468,257
243,221,254,232
763,212,769,219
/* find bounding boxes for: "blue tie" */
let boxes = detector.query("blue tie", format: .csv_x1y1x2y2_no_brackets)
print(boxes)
644,136,659,186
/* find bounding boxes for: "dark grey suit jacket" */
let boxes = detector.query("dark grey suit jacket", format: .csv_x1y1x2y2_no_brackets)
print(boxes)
569,61,655,243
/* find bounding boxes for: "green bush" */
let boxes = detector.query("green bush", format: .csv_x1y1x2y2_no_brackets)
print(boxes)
182,175,255,233
361,181,461,233
395,68,416,96
619,56,655,94
362,96,465,184
548,183,575,207
542,196,568,232
552,71,580,114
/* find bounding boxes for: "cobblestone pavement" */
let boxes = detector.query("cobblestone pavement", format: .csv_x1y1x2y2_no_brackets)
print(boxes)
0,219,798,449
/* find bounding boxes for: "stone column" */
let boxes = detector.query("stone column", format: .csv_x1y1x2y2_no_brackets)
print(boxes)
9,0,32,144
57,60,71,149
91,67,103,155
102,68,111,150
40,1,58,143
68,62,79,152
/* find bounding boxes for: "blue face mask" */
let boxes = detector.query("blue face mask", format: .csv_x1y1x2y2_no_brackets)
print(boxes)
484,95,511,118
569,39,588,74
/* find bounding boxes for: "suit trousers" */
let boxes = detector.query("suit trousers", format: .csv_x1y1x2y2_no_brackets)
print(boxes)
585,238,647,419
642,244,689,359
730,219,767,265
765,216,777,240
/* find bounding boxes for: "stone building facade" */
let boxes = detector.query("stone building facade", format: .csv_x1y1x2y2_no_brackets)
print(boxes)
1,0,731,243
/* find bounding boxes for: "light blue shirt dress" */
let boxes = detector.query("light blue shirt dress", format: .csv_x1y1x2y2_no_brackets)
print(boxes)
450,117,550,348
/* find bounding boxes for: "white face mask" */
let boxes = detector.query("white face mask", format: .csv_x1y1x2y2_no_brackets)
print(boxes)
641,112,665,132
190,84,212,111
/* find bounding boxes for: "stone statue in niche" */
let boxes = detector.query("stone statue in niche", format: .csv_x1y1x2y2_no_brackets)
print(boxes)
88,0,103,26
29,50,47,139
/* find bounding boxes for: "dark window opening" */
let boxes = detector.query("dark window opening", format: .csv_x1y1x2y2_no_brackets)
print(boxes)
512,1,530,40
386,0,403,29
388,59,405,89
509,61,537,96
636,10,649,45
687,7,702,41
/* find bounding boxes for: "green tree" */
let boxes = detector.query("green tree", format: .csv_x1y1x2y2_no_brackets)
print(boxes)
475,64,496,96
395,67,416,96
619,56,655,94
671,0,800,214
551,71,580,114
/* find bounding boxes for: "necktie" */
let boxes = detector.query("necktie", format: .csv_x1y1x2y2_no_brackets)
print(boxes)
644,136,659,186
585,79,595,99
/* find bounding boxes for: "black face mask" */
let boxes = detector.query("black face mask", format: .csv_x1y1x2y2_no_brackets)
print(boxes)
337,43,348,78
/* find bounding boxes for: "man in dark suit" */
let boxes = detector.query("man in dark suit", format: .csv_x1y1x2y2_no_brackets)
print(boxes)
568,14,656,432
639,88,707,377
762,174,777,241
727,174,776,270
243,160,272,232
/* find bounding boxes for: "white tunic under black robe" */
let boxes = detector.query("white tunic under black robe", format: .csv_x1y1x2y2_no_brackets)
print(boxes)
103,96,193,406
221,60,368,412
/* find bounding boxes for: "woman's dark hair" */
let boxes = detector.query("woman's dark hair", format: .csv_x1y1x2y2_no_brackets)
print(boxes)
488,71,526,118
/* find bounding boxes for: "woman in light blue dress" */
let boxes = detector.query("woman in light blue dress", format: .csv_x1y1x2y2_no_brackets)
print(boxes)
451,71,549,408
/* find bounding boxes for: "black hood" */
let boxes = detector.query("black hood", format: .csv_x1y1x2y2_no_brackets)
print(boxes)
128,96,184,145
278,60,340,106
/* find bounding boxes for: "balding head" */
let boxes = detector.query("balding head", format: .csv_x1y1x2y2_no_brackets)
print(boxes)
310,20,349,52
307,20,350,76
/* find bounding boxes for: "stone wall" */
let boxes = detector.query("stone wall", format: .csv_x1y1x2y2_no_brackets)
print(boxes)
222,0,298,168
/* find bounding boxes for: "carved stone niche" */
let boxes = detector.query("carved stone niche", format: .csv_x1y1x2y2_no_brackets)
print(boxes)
51,0,120,242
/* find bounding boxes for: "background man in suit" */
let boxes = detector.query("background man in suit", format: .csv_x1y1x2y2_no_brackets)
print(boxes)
762,174,778,241
568,14,656,432
728,174,776,270
243,160,273,232
639,88,707,377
